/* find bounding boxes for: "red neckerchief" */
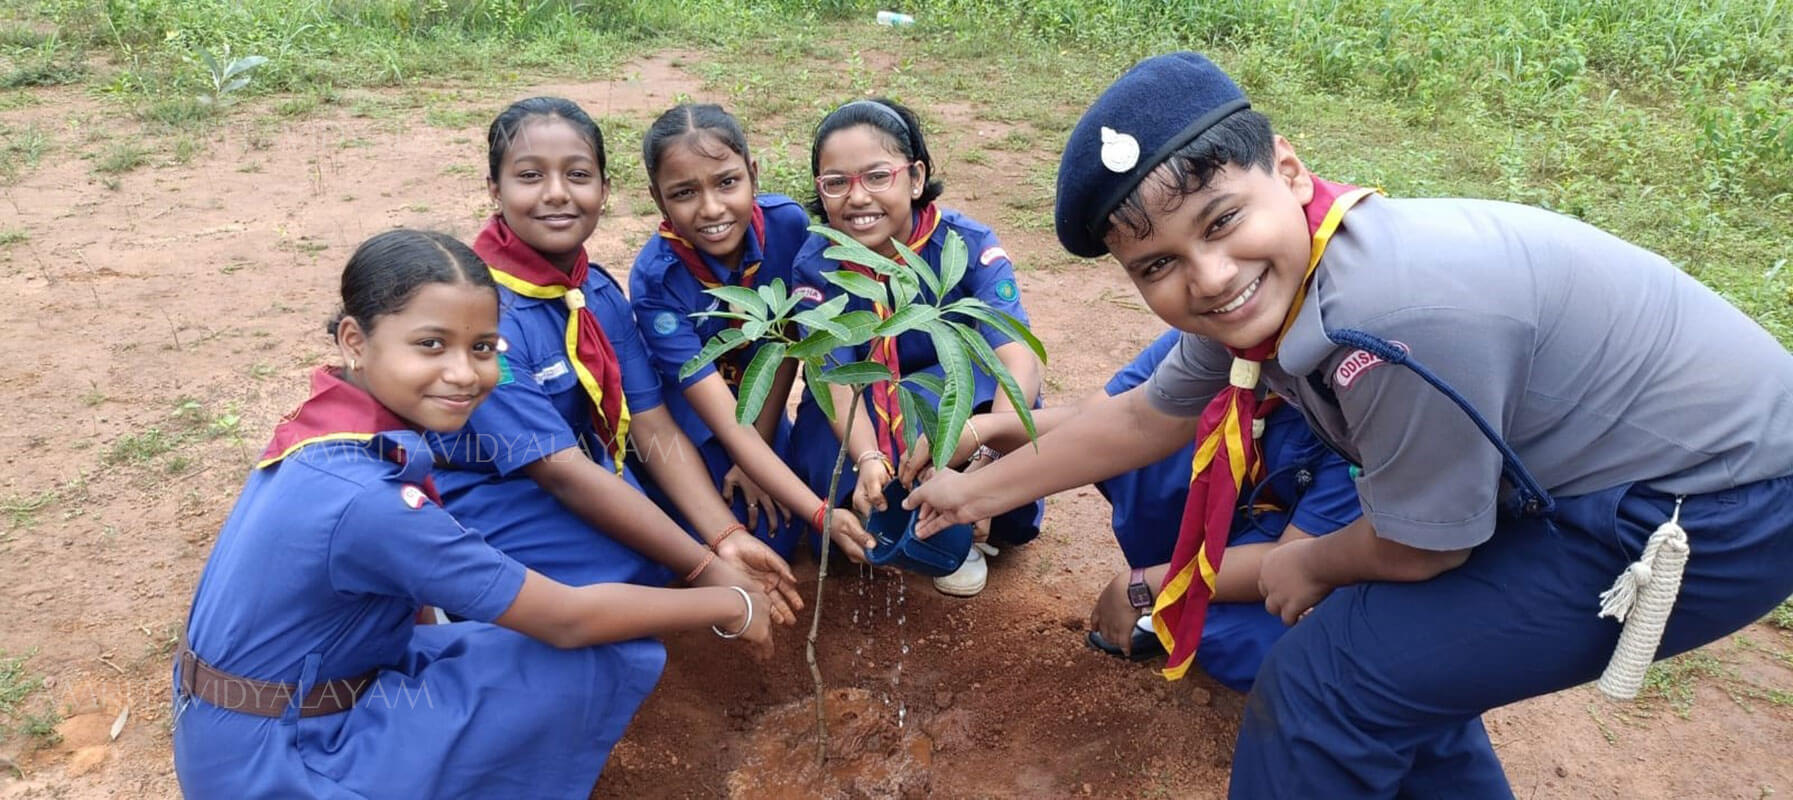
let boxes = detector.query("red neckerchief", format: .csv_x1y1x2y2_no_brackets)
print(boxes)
838,203,942,460
257,367,442,503
475,214,630,473
657,204,768,387
1153,177,1378,681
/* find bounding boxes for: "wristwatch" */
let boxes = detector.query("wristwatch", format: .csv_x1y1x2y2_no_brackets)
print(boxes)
1126,567,1153,610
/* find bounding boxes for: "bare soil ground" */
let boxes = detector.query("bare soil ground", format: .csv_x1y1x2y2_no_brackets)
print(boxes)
1,51,1789,799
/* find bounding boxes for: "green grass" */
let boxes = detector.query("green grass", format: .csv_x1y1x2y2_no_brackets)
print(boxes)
106,427,177,464
1640,650,1727,718
0,228,25,247
0,649,57,747
94,141,151,174
1769,597,1793,631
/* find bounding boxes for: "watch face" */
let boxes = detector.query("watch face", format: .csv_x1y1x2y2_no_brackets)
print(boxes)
1127,582,1154,609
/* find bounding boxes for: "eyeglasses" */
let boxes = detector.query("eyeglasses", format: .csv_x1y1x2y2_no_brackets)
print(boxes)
814,162,919,199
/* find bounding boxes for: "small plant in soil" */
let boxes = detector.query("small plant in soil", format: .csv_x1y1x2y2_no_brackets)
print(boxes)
194,47,268,108
683,223,1045,765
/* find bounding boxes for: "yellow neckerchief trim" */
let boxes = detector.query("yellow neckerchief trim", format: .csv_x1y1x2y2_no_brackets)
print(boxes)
254,432,378,470
656,228,763,290
488,267,631,475
1149,185,1379,681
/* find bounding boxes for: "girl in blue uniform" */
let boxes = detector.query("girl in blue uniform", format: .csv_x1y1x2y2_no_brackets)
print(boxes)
430,97,802,623
790,97,1044,597
629,103,878,563
173,230,772,799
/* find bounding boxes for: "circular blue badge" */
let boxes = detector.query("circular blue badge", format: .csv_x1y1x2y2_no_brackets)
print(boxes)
652,311,679,336
995,279,1018,302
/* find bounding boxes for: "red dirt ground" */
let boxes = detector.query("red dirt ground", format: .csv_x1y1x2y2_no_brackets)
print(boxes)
1,51,1789,799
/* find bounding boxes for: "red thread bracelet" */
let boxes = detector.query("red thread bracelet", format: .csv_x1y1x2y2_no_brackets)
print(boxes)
684,550,716,584
811,503,828,533
710,523,746,552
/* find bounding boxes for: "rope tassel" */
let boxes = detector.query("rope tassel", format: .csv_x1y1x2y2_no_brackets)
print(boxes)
1595,498,1689,701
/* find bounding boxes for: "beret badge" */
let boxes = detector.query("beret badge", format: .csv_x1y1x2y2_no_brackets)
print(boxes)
1099,126,1140,173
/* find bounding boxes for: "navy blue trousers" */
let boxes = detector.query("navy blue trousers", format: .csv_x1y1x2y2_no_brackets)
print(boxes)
1230,474,1793,798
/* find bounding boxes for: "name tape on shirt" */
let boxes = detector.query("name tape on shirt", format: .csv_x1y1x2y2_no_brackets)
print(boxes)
400,484,429,509
1333,341,1408,389
978,246,1009,267
534,360,569,384
794,285,826,304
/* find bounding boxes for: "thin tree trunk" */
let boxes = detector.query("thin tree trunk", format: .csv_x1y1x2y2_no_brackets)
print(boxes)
807,389,863,767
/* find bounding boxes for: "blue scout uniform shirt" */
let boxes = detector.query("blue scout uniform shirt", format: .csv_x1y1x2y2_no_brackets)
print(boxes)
792,207,1032,374
434,263,662,487
629,194,811,447
1103,330,1359,567
1147,195,1793,552
185,432,526,684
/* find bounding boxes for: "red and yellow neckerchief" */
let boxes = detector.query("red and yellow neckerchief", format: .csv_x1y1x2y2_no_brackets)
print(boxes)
838,203,942,461
1152,176,1379,681
475,214,630,474
257,367,443,503
657,204,768,387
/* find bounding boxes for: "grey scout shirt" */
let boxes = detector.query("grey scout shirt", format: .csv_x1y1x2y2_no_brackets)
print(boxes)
1147,196,1793,551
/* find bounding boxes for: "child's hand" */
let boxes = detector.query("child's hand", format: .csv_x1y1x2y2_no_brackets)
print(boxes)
1091,570,1144,657
903,469,988,539
897,431,972,487
722,465,783,531
725,586,775,659
823,508,877,563
852,458,893,517
713,535,803,625
1258,537,1333,624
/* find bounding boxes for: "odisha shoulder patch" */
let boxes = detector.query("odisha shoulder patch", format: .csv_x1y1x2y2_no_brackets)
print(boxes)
794,285,826,304
1333,341,1408,389
978,246,1009,267
400,484,429,509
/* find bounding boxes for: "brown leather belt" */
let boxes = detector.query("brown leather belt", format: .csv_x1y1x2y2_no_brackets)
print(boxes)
177,650,374,718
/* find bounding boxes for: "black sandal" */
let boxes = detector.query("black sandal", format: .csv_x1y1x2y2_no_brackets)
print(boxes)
1086,628,1166,662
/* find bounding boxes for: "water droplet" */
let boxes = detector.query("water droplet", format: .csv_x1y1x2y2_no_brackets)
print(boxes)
900,643,909,655
898,704,907,728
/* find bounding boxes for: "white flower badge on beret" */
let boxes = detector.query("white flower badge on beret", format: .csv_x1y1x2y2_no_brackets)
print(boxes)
1100,126,1140,173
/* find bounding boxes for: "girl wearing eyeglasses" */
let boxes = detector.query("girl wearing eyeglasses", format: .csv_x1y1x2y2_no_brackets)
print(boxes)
788,97,1045,597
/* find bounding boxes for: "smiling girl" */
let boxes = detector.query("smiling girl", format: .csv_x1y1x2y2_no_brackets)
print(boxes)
429,97,804,625
790,98,1044,596
173,230,771,798
629,103,877,563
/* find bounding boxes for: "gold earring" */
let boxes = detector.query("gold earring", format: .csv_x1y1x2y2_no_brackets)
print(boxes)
349,358,359,371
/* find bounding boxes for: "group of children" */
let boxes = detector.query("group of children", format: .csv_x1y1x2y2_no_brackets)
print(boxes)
172,93,1049,796
172,50,1793,799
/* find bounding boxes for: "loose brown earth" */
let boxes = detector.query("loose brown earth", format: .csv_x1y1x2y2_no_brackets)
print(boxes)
2,51,1790,799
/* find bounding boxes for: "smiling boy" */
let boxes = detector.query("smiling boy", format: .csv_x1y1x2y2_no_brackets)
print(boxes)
906,52,1793,797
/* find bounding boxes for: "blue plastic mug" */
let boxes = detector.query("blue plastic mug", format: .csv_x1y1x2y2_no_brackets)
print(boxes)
863,481,974,577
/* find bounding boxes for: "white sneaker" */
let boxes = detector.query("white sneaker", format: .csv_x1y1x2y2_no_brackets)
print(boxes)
934,542,999,597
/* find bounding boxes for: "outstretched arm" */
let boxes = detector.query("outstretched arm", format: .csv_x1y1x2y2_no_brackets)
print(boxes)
497,570,772,656
905,386,1197,536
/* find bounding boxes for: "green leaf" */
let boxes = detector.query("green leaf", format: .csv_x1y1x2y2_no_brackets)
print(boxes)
946,302,1048,366
679,327,747,381
834,310,883,346
688,309,758,323
818,362,893,385
788,329,845,360
804,359,836,423
939,230,969,301
792,309,849,340
921,321,976,474
740,319,769,342
734,342,787,425
811,224,895,272
822,268,888,306
902,371,945,398
705,285,769,318
224,55,269,79
769,278,803,318
756,284,779,316
953,320,1039,448
896,383,930,454
890,238,941,299
873,304,939,338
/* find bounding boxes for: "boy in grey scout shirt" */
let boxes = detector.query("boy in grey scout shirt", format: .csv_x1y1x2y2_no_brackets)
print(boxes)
905,51,1793,798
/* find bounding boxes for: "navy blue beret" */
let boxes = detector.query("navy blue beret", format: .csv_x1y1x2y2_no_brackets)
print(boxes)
1054,52,1251,257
